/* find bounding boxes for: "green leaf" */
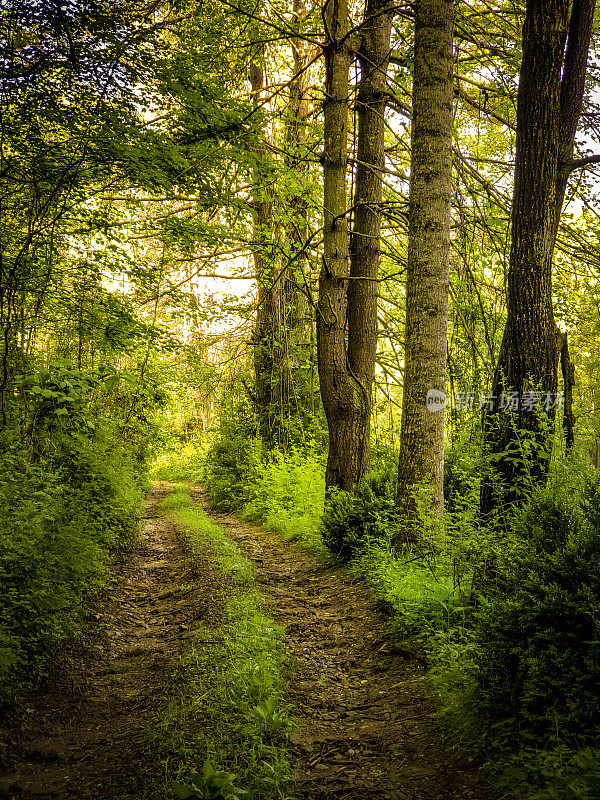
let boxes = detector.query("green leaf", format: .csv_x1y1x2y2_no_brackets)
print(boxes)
202,760,216,780
171,780,197,799
104,376,119,392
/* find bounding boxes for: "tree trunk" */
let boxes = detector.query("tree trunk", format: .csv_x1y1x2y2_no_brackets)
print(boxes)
347,0,393,479
560,333,575,453
396,0,454,517
275,0,312,446
481,0,595,515
249,54,276,443
317,0,393,492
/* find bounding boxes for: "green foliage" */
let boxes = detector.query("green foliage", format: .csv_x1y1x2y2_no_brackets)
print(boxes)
156,485,292,800
443,439,480,513
204,410,261,511
151,441,206,483
321,464,398,561
247,698,290,737
427,471,600,799
0,425,143,706
470,482,600,747
172,759,247,800
243,447,326,554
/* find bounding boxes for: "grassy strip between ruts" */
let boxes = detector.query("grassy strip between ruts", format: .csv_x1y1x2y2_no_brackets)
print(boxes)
155,484,295,800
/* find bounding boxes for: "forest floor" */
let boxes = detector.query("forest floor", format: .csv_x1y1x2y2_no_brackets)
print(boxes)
0,483,494,800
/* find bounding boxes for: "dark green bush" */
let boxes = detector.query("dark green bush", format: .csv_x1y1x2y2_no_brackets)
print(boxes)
321,465,398,561
0,426,143,707
451,479,600,797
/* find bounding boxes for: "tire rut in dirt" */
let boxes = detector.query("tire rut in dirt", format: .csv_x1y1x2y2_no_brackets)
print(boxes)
0,483,217,800
193,486,493,800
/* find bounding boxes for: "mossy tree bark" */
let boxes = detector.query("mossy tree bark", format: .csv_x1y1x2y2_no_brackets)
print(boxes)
396,0,454,518
317,0,393,492
480,0,595,515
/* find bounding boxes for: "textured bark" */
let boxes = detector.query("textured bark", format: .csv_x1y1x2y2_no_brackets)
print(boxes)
252,5,313,447
560,333,575,453
347,0,393,475
481,0,595,515
396,0,454,516
318,0,354,489
275,0,312,444
317,0,393,492
249,55,276,442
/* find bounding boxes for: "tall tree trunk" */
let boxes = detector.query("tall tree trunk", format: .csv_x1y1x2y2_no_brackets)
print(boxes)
317,0,393,492
481,0,595,515
249,54,276,443
396,0,454,517
347,0,393,479
275,0,312,446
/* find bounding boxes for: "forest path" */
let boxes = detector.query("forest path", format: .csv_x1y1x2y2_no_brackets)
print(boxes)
0,483,222,800
193,486,493,800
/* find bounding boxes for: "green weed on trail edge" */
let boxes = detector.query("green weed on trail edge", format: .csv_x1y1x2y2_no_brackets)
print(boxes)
242,447,327,558
157,484,294,800
0,428,144,708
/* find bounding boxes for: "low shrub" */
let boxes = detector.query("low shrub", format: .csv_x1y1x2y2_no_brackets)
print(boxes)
321,464,398,561
203,410,261,511
0,426,143,706
151,440,206,483
244,446,326,554
471,483,600,744
432,476,600,799
444,439,480,513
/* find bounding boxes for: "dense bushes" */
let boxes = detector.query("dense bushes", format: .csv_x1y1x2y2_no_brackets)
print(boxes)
244,447,325,551
419,473,600,800
453,481,600,796
0,423,144,707
202,411,326,551
204,409,261,511
321,462,397,561
201,418,600,799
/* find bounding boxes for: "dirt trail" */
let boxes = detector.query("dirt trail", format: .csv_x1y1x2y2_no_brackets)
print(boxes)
193,487,493,800
1,483,493,800
0,484,220,800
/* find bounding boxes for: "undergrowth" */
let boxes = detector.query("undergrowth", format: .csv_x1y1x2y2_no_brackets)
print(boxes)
157,484,294,800
346,460,600,800
199,424,600,800
199,417,328,556
243,447,326,557
0,426,144,707
151,441,206,484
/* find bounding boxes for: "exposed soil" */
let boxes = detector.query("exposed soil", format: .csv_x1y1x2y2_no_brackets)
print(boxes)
192,486,494,800
1,483,494,800
0,483,225,800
